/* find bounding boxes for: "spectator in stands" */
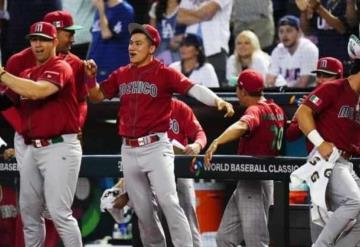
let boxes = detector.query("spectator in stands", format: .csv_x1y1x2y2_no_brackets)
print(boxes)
231,0,275,51
170,33,219,88
266,15,319,88
62,0,96,59
226,30,270,84
204,69,286,247
148,0,185,65
177,0,233,86
297,0,357,64
87,0,134,81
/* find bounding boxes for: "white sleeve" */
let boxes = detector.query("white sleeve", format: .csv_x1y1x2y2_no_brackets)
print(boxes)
179,0,193,9
205,63,220,88
299,40,319,76
268,46,281,76
187,84,220,106
226,55,237,81
251,53,269,80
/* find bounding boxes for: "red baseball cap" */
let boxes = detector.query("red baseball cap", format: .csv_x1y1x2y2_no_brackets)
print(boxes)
43,10,82,31
128,23,161,48
312,57,343,77
27,21,57,40
237,69,264,93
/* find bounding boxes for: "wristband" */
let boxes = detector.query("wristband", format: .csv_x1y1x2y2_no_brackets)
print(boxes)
307,129,324,147
86,77,97,89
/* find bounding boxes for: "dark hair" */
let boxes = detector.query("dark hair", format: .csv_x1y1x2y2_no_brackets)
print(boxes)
155,0,181,21
197,46,206,68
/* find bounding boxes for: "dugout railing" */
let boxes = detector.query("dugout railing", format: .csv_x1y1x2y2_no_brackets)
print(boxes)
1,155,359,246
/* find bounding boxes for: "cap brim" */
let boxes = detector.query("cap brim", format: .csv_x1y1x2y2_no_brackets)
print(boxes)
311,69,337,75
63,24,83,31
26,33,54,40
128,23,145,34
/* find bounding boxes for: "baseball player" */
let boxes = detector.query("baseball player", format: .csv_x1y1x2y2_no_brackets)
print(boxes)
1,11,87,247
165,98,207,247
287,57,344,151
286,57,344,243
295,58,360,246
204,69,286,247
84,23,234,246
0,21,82,247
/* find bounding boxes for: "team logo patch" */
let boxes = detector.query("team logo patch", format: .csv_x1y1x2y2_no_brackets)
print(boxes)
189,157,203,177
309,95,322,106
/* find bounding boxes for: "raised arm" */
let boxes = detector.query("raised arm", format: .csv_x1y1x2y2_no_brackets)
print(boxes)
177,1,220,25
187,84,234,117
84,59,106,103
0,68,59,100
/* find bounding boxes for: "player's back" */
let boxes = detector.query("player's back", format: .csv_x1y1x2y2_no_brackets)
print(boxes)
238,99,285,156
5,47,36,76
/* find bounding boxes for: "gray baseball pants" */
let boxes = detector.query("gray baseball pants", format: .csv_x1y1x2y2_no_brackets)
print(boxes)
122,133,192,247
314,158,360,247
216,180,273,247
19,134,82,247
177,178,202,247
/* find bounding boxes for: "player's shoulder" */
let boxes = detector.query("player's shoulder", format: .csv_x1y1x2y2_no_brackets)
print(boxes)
48,56,73,74
7,47,34,64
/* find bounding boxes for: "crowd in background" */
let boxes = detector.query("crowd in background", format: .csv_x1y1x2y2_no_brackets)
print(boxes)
0,0,358,89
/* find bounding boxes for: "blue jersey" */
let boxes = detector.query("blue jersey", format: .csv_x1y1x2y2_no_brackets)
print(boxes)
155,9,185,65
88,1,134,81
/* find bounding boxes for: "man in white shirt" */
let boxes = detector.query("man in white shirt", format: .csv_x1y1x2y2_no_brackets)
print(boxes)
177,0,233,86
266,15,319,88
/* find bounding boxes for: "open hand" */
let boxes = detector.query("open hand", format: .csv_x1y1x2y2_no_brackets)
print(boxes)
216,98,234,118
204,140,219,167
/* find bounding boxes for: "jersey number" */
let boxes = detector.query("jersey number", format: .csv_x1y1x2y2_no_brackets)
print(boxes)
270,125,283,151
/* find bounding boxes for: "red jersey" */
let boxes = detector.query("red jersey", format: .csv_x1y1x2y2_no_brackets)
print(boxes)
1,48,36,132
303,79,360,155
6,56,80,139
3,48,88,129
58,52,88,103
168,98,207,148
100,59,194,138
237,99,285,156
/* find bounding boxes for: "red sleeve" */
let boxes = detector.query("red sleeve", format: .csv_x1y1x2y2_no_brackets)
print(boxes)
303,81,338,114
38,61,73,89
99,69,121,99
240,106,261,133
286,118,303,141
166,67,194,95
174,99,207,149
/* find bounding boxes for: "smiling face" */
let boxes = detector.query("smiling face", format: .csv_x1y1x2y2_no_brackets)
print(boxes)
29,36,57,64
278,25,300,48
128,33,155,67
235,34,253,58
56,29,75,53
